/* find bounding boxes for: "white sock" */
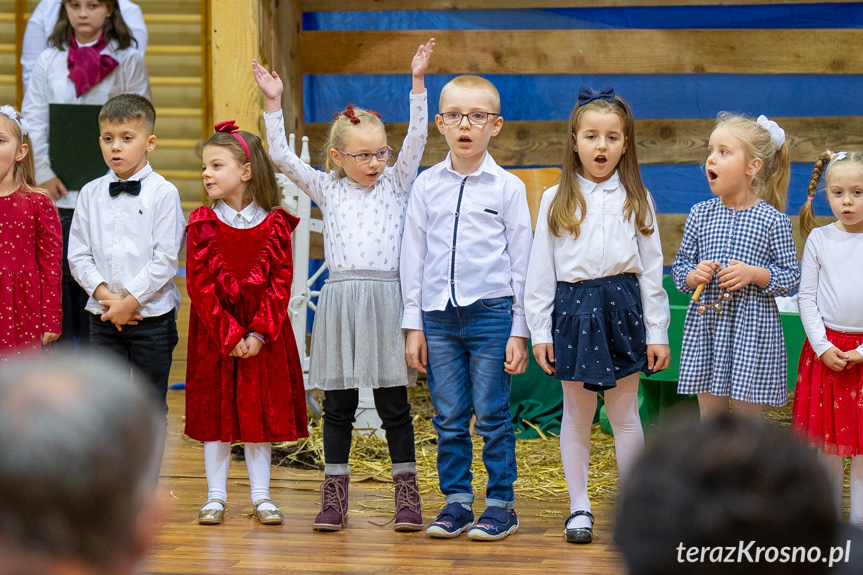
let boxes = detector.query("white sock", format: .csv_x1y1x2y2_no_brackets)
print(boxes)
203,441,230,510
603,373,645,481
245,442,276,511
561,381,595,530
817,450,845,517
850,456,863,527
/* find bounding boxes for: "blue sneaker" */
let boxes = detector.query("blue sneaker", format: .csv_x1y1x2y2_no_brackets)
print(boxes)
467,507,519,541
426,502,474,538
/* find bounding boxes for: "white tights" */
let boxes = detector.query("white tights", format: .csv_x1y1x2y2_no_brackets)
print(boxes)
561,373,644,529
202,441,275,511
817,451,863,527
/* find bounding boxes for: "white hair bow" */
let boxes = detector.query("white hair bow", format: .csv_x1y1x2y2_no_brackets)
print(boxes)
756,115,785,150
0,105,28,136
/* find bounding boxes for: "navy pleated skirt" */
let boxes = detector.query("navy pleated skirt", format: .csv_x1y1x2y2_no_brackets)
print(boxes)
552,273,647,392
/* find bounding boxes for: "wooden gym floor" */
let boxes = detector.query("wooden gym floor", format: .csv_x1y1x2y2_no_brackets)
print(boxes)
141,279,626,575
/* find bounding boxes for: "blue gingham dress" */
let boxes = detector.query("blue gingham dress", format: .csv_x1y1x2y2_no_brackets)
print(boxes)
671,199,800,406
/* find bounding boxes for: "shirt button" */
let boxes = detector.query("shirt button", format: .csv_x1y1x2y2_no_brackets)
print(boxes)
454,212,459,217
450,280,455,285
451,246,456,252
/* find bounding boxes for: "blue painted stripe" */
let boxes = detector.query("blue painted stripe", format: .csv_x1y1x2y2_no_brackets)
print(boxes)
303,5,863,30
304,74,863,123
638,163,833,217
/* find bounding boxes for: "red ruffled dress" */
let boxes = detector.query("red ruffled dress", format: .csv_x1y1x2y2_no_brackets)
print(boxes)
0,189,62,361
184,207,308,443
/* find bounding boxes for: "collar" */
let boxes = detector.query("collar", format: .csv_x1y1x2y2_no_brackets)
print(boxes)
215,199,263,224
577,171,620,194
442,151,498,179
109,162,152,183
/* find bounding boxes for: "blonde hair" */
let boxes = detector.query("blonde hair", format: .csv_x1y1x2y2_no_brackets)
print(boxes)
196,131,281,212
714,112,790,211
323,105,386,178
0,111,44,196
799,150,863,236
438,75,501,114
548,93,654,239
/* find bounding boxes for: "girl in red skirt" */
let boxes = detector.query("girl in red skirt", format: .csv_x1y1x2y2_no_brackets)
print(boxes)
185,121,308,525
793,150,863,526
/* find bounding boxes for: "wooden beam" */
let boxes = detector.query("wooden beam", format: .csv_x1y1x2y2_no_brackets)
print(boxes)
260,0,304,140
205,0,262,137
301,29,863,75
304,0,852,10
302,116,863,167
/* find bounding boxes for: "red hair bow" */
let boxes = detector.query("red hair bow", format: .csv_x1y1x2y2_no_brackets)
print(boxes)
214,120,240,133
334,104,361,124
213,120,250,161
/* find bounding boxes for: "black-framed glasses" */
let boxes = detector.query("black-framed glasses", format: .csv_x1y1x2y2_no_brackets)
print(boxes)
337,147,393,164
438,112,500,126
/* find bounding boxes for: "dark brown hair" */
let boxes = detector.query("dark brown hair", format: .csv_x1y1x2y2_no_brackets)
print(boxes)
99,93,155,134
48,0,136,51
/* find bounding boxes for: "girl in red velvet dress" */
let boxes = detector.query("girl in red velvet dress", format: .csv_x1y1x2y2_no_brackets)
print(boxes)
185,121,307,525
0,106,61,362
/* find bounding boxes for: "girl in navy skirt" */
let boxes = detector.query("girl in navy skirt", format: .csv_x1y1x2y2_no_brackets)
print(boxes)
672,114,799,418
793,150,863,526
525,87,671,544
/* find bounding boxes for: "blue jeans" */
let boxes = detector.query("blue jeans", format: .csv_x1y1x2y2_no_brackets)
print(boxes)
423,298,517,509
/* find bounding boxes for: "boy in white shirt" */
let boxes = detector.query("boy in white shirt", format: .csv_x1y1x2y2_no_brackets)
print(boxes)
401,75,533,541
69,93,185,422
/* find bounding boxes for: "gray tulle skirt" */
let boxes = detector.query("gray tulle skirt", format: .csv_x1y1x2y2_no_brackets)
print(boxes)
308,269,417,391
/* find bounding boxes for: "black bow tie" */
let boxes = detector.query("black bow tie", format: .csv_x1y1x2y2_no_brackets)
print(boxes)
108,180,141,198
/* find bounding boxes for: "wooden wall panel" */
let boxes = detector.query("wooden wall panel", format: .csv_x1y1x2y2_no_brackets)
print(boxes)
302,117,863,168
301,29,863,75
206,0,261,135
304,0,854,11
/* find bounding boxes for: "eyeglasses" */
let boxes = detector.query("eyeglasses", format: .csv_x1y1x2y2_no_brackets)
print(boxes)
337,147,393,164
438,112,501,126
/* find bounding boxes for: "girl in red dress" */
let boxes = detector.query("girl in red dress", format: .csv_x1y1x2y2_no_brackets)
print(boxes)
793,150,863,527
185,121,307,525
0,105,61,361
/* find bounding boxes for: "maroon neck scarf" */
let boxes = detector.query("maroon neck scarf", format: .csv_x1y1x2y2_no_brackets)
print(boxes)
67,35,119,97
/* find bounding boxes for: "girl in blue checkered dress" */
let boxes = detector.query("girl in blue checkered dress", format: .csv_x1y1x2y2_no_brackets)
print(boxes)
672,113,800,418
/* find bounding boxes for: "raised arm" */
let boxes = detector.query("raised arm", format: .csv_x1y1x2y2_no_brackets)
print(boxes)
253,59,327,205
393,39,434,195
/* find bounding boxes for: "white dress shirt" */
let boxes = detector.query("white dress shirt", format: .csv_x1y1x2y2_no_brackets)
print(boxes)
21,0,148,88
265,91,427,273
524,172,670,346
213,199,267,229
68,163,185,317
21,39,151,209
798,223,863,357
400,152,533,338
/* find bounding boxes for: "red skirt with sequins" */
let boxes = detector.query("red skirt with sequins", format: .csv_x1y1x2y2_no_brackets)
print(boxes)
791,328,863,457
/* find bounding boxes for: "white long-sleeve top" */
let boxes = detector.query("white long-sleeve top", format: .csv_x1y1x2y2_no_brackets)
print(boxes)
21,40,151,209
264,91,427,272
524,172,670,346
68,163,185,317
20,0,148,88
400,152,534,338
798,223,863,357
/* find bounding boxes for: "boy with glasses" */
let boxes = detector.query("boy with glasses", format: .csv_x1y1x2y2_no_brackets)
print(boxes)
401,75,533,541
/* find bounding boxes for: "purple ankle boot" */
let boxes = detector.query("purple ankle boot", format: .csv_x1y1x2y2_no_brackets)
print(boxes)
393,473,423,531
313,474,349,531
